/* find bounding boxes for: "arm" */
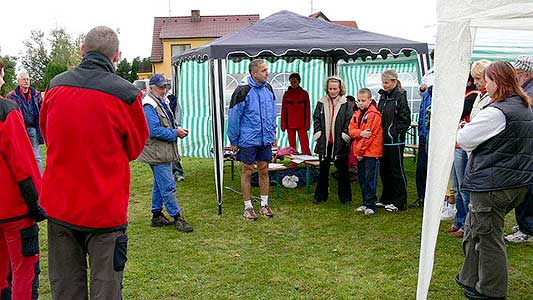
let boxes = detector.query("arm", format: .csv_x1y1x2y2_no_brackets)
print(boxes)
280,92,287,132
341,104,353,143
0,108,45,221
392,92,411,136
357,113,382,156
121,94,150,161
227,101,245,146
457,107,506,152
461,93,477,120
312,102,322,141
143,104,177,142
304,91,311,130
349,113,362,140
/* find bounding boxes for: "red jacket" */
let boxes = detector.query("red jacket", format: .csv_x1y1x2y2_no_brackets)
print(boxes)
0,98,42,222
39,52,149,231
348,102,383,158
281,86,310,131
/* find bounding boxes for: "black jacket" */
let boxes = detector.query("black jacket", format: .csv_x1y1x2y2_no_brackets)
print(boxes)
313,96,353,159
377,86,411,145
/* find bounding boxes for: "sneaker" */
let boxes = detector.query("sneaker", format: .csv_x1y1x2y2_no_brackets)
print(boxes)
151,215,173,227
384,204,398,212
355,205,366,212
409,199,424,208
364,208,375,216
174,217,193,232
176,176,185,182
260,205,274,218
243,207,258,220
511,224,520,234
504,230,532,243
375,202,385,207
451,230,464,238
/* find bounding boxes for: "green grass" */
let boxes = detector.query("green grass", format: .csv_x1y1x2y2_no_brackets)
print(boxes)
36,158,532,299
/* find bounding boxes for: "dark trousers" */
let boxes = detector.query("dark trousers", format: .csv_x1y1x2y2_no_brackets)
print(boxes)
515,186,533,235
415,135,428,201
358,157,379,211
379,145,408,210
315,143,352,203
47,222,127,300
458,187,528,298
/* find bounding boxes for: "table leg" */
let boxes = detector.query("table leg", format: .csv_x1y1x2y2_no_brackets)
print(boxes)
276,171,280,201
306,165,311,194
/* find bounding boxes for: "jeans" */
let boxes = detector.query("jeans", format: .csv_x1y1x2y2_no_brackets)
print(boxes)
150,163,181,216
26,127,42,173
452,148,470,231
415,135,428,201
358,157,379,211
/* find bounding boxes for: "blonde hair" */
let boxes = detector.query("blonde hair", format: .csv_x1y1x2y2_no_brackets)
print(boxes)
381,69,402,89
323,76,347,96
471,59,491,78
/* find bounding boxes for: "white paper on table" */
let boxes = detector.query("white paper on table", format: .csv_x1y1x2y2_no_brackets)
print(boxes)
290,154,319,161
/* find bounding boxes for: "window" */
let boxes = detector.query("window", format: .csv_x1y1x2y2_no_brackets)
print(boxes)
171,44,191,57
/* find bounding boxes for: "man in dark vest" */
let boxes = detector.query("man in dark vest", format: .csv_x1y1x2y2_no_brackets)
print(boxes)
138,73,193,233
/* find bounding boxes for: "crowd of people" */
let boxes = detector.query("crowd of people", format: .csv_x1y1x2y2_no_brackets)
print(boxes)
0,25,532,299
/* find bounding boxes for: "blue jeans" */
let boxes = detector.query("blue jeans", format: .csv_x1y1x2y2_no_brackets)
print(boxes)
452,148,470,231
150,163,181,216
26,127,42,173
358,157,379,211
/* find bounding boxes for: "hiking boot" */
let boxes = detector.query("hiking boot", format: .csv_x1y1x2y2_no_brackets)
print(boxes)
463,286,505,300
175,216,193,232
451,230,464,238
409,199,424,208
384,204,399,212
504,230,532,243
260,205,274,218
243,207,258,220
355,205,366,212
364,208,376,216
151,215,173,227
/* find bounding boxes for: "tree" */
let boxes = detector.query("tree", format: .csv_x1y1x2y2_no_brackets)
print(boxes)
139,57,152,73
20,30,50,90
43,62,68,87
129,57,140,82
0,55,17,96
116,58,131,81
49,27,83,68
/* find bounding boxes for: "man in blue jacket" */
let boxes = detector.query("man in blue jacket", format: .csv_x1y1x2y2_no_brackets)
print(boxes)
6,71,44,172
228,59,277,220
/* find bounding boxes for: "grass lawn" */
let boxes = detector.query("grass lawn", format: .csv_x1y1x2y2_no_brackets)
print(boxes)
36,158,532,299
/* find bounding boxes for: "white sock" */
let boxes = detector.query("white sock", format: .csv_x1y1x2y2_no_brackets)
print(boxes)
244,200,253,209
260,195,269,207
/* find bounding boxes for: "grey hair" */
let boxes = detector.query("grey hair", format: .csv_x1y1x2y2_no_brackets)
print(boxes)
249,59,266,74
323,76,347,96
17,70,30,81
83,26,119,60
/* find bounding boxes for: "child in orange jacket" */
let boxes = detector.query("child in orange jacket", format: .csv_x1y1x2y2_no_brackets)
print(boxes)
349,88,383,215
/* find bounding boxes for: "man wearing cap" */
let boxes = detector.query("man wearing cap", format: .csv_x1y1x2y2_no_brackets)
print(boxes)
505,55,533,243
138,73,193,232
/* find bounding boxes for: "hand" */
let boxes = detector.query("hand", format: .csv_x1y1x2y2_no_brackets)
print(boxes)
360,129,371,138
230,145,239,153
177,128,189,139
420,83,427,92
273,137,278,147
357,155,363,161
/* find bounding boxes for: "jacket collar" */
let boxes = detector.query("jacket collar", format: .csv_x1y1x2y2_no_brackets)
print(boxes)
79,51,115,73
247,76,265,88
378,85,400,98
319,94,347,104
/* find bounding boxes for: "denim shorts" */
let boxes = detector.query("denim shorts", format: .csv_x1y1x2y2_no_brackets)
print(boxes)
237,145,272,165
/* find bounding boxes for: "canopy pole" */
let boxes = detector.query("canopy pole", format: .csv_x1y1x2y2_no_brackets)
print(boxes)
209,59,225,215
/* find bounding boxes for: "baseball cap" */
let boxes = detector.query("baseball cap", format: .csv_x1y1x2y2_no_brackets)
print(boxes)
149,74,167,87
513,55,533,73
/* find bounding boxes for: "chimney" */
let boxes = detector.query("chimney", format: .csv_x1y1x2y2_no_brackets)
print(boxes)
191,10,201,22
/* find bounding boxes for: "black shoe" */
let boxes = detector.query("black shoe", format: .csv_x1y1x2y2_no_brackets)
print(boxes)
313,198,326,205
175,216,193,233
409,199,424,208
464,287,505,300
151,215,173,227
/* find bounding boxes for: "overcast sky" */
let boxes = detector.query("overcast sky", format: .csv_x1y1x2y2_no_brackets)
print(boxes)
0,0,438,60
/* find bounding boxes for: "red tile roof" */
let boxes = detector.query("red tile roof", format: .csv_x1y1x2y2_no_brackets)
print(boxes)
333,21,358,29
151,14,259,62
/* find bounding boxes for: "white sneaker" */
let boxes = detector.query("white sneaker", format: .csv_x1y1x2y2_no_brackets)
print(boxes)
504,230,532,243
376,202,385,207
364,208,375,216
511,224,520,234
355,205,366,212
384,204,398,212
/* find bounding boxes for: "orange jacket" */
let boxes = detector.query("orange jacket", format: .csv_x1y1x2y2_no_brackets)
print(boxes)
349,102,383,158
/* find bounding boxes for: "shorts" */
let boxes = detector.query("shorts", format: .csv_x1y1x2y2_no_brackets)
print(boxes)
237,145,272,165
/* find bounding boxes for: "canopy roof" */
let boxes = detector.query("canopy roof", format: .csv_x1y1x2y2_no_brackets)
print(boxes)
173,10,428,63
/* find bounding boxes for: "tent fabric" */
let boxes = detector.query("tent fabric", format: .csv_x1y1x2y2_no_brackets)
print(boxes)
417,1,533,300
173,10,428,63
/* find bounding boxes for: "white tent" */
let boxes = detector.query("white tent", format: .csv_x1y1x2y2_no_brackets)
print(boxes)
417,1,533,299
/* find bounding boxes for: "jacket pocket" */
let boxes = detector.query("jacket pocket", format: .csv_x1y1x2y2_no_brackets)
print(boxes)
113,232,128,272
20,224,39,257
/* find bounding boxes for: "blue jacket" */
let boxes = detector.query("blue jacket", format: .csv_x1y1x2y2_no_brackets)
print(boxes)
6,86,44,144
143,96,177,142
418,89,432,137
227,76,277,148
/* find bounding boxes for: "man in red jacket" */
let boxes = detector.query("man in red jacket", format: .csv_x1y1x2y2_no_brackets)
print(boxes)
281,73,311,155
0,59,46,300
39,26,149,300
